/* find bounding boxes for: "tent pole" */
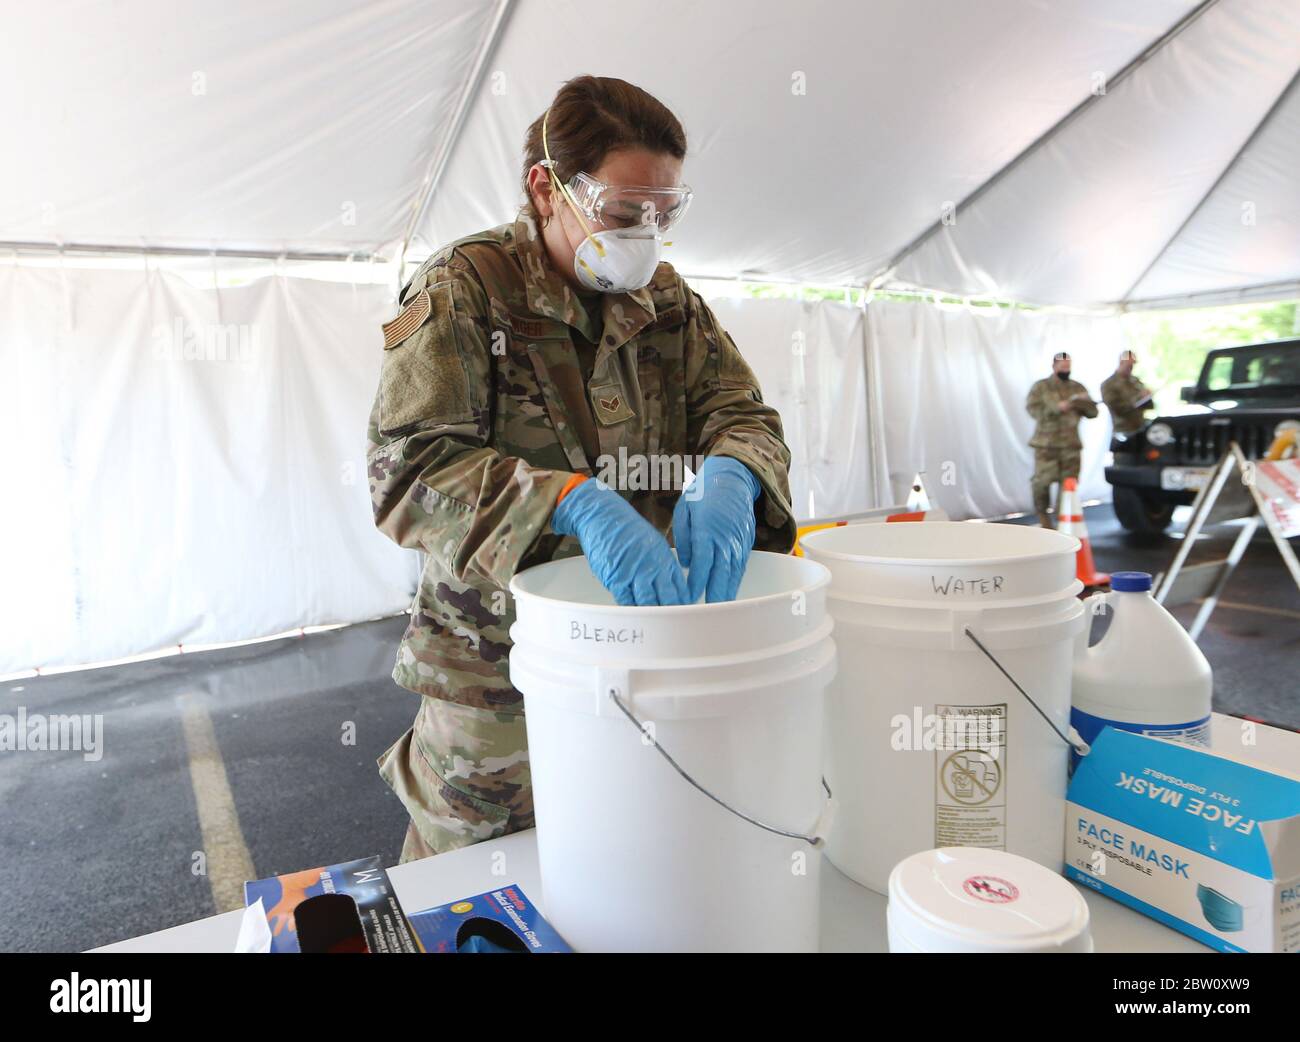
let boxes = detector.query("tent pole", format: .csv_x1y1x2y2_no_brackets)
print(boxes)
0,240,382,264
1119,279,1300,312
868,0,1222,288
1118,62,1300,305
397,0,516,277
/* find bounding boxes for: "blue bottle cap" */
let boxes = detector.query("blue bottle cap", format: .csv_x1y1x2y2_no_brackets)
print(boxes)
1110,571,1152,592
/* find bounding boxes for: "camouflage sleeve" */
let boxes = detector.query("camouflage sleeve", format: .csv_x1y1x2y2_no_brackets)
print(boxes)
682,289,796,553
1125,379,1152,410
1025,380,1052,422
1075,385,1099,418
366,256,572,589
1100,376,1124,413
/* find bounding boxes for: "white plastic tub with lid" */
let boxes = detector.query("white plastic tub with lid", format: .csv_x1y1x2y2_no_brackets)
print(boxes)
888,847,1093,952
800,521,1085,894
509,550,836,953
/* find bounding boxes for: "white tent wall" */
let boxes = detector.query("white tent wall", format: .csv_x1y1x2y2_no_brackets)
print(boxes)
863,300,1125,519
0,265,417,674
703,296,878,520
692,292,1125,523
1,260,1124,671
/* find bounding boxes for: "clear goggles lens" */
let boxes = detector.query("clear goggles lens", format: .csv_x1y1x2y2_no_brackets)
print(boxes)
564,169,692,232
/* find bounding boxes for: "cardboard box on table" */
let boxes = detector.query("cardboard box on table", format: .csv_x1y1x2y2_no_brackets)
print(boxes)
244,856,421,953
1065,728,1300,952
243,855,568,953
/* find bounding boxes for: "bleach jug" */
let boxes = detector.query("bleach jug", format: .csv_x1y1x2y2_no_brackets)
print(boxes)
1071,571,1212,767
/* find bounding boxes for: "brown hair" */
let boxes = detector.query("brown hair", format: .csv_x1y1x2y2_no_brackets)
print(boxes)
522,76,687,216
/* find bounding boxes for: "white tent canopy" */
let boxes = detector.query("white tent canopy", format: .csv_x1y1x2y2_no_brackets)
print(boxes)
4,0,1298,306
4,0,1298,673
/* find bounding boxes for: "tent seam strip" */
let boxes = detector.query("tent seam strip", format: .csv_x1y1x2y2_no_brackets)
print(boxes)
397,0,517,273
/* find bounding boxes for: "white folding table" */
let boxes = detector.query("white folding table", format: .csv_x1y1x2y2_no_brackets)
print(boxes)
94,714,1296,953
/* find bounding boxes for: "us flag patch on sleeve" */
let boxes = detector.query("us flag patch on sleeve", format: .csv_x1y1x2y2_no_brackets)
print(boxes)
382,288,432,350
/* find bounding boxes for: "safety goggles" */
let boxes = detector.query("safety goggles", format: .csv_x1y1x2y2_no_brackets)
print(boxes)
544,163,693,233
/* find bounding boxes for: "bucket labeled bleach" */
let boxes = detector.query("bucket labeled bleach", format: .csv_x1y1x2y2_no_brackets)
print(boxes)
887,847,1093,952
800,521,1084,894
508,551,836,953
1071,570,1212,769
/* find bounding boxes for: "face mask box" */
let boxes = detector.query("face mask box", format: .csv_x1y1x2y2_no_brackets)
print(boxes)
1064,729,1300,953
407,885,571,953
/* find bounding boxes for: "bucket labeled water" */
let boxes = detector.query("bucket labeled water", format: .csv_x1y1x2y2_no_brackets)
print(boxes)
509,551,836,953
800,521,1084,894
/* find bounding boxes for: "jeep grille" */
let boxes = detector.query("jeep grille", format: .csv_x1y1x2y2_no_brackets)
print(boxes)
1173,420,1275,463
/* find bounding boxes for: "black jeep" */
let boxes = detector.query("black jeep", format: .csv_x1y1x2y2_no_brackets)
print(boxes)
1105,338,1300,535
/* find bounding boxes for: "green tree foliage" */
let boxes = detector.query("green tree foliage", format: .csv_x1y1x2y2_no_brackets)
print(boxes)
1122,301,1298,413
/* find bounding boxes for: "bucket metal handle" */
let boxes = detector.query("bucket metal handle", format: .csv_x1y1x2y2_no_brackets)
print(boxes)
606,686,833,848
963,628,1090,757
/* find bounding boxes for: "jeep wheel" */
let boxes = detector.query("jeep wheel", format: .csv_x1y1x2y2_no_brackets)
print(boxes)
1112,486,1173,537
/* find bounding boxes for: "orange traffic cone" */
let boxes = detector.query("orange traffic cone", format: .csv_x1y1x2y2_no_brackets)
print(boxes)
885,508,949,522
1057,478,1108,587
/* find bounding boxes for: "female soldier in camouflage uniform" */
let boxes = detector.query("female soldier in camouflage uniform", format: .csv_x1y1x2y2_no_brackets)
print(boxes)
367,76,796,861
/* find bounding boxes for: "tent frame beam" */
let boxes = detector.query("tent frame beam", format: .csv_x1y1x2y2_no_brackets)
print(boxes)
398,0,516,270
1119,61,1300,304
868,0,1222,290
0,240,381,263
1120,278,1300,312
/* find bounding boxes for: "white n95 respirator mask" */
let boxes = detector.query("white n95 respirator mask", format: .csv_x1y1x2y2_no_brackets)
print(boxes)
572,222,662,293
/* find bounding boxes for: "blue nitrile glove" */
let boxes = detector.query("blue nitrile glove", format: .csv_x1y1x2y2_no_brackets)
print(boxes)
552,478,689,606
672,456,762,604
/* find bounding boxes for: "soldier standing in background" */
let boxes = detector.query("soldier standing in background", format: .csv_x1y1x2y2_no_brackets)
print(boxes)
1100,349,1153,435
365,76,795,862
1026,351,1097,528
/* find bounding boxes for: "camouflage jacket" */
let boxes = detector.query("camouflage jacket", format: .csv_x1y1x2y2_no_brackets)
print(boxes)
366,213,796,711
1100,371,1152,434
1025,375,1098,450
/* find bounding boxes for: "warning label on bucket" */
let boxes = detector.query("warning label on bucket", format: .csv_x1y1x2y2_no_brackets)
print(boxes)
935,703,1007,850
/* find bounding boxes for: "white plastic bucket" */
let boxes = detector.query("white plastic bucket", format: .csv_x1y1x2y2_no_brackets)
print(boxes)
887,847,1093,953
800,521,1084,894
508,550,836,953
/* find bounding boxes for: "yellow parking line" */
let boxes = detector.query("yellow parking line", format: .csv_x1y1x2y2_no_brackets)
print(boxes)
177,693,256,913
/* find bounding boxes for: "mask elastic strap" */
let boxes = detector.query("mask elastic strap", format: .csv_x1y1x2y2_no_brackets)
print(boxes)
541,108,606,263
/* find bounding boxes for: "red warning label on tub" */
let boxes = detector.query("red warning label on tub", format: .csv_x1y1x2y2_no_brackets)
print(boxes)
935,703,1007,850
963,875,1019,903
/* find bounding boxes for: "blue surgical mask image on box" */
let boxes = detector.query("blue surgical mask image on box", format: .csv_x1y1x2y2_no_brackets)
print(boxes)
1064,728,1300,953
1196,884,1246,933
